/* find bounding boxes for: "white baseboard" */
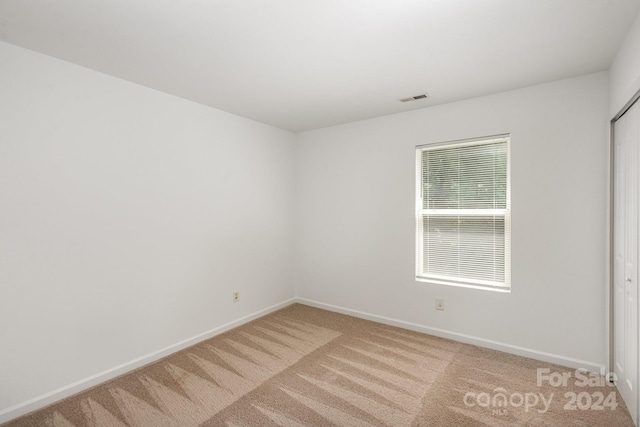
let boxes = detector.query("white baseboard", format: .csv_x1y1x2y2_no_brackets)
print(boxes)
296,297,606,375
2,296,606,424
0,298,296,425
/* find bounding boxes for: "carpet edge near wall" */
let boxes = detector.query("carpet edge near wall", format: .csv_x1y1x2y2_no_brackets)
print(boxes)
0,296,605,424
0,298,297,424
3,302,632,426
295,298,606,374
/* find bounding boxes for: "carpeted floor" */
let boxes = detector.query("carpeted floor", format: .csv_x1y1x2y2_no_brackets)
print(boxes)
3,304,634,426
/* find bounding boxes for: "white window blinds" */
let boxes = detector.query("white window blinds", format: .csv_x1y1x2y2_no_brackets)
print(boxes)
416,135,510,290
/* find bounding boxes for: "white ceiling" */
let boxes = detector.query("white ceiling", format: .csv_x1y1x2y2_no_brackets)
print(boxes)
1,0,639,132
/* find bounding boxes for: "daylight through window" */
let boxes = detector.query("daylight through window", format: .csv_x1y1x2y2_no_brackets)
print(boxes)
416,135,510,291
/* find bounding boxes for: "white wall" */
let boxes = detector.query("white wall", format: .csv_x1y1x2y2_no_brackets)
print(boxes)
294,72,610,369
0,41,295,418
610,10,640,117
0,32,620,423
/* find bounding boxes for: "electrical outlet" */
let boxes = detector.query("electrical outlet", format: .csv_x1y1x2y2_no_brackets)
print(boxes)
435,297,445,311
233,291,239,303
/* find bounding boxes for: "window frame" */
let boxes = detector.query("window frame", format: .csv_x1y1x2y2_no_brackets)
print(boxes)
415,134,511,292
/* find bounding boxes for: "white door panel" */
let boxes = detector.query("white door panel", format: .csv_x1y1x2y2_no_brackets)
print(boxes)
614,97,640,425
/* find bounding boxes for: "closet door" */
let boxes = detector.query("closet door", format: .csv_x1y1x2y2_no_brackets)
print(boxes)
614,97,640,425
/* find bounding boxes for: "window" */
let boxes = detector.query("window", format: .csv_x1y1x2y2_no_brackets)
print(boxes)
416,135,510,291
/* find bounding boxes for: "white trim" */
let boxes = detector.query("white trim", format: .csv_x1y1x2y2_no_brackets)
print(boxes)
0,298,296,424
419,209,509,216
415,135,511,291
416,133,510,151
415,275,510,292
296,297,606,375
1,296,606,424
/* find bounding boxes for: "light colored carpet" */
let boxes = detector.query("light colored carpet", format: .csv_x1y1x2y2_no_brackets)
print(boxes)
3,304,634,426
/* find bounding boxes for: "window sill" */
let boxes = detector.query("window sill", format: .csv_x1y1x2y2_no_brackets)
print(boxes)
415,275,511,293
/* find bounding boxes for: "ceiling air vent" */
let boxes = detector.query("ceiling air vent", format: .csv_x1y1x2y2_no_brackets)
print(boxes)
399,93,429,103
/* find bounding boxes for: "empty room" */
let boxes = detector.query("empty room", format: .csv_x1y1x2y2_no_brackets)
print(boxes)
3,0,640,425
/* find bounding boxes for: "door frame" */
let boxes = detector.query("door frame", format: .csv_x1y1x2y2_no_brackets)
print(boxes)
610,89,640,424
